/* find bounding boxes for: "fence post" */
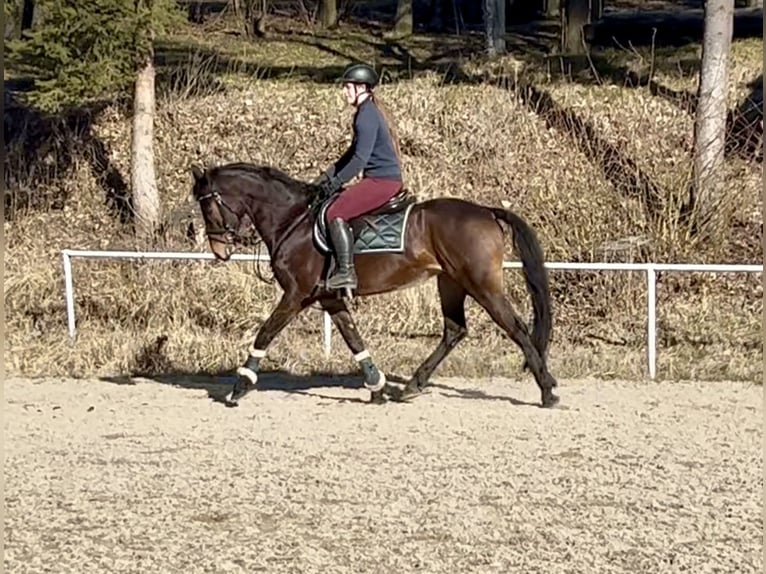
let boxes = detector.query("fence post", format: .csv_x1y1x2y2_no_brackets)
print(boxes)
323,311,332,358
62,250,77,342
646,265,657,380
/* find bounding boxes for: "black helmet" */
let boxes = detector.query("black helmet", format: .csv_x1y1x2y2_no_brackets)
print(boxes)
340,64,379,88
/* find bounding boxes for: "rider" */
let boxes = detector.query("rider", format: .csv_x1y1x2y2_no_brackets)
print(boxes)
314,63,404,292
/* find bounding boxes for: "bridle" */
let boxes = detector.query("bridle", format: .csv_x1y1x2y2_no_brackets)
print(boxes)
194,182,312,281
195,188,248,248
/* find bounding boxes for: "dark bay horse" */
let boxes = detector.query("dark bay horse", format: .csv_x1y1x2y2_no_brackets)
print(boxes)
190,162,560,408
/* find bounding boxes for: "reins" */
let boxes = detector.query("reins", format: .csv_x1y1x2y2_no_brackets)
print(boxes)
269,208,311,260
196,186,273,283
196,179,317,285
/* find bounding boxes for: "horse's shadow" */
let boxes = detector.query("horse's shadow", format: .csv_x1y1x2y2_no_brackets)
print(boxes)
427,382,540,407
100,369,542,407
100,368,413,405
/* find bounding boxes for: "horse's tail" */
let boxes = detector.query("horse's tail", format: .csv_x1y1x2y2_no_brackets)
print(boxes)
490,205,553,368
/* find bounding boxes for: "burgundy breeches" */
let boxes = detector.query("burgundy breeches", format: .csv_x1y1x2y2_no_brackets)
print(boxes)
326,177,403,221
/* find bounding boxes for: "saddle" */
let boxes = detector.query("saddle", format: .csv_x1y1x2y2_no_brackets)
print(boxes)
312,188,417,254
358,188,416,218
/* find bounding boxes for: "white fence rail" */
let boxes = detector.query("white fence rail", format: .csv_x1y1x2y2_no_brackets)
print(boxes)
61,249,763,380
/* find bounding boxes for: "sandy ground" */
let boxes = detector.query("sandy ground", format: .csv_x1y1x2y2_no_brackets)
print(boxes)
4,374,763,574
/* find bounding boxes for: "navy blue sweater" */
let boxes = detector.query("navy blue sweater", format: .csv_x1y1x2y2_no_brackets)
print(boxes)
326,98,402,183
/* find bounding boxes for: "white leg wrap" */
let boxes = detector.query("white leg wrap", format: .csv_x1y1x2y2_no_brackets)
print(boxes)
354,349,385,392
248,347,267,359
236,366,259,384
354,349,371,362
366,371,386,393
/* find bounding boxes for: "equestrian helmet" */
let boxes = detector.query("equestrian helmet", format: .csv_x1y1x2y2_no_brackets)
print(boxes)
340,64,379,88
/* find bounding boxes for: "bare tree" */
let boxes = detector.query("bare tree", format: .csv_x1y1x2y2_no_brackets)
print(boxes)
241,0,267,37
590,0,602,20
230,0,243,21
484,0,505,55
317,0,337,28
690,0,734,234
560,0,590,54
545,0,561,18
131,3,160,239
393,0,413,37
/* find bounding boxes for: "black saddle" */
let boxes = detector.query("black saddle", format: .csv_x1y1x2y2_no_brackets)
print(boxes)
361,188,417,217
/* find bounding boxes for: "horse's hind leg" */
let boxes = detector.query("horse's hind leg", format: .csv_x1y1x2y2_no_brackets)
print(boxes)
474,290,559,408
320,298,390,404
399,274,467,400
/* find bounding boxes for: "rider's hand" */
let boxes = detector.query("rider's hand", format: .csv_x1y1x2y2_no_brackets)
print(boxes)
312,173,331,188
316,175,342,198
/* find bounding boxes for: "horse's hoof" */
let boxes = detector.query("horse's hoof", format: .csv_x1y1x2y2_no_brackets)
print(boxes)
369,390,387,405
541,392,561,408
226,379,256,406
390,383,427,403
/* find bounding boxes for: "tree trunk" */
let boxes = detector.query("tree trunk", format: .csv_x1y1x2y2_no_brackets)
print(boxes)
393,0,413,36
589,0,603,20
131,47,160,239
428,0,445,32
561,0,590,53
231,0,242,20
21,0,35,30
317,0,337,28
690,0,734,235
243,0,267,37
484,0,505,55
5,0,40,39
545,0,561,18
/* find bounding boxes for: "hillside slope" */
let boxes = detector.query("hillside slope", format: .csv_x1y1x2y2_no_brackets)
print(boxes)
4,19,762,382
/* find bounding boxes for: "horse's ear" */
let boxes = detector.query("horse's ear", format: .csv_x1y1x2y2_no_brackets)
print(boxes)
191,164,205,183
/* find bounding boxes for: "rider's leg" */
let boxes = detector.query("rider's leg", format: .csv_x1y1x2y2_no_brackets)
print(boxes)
326,217,357,290
325,177,402,291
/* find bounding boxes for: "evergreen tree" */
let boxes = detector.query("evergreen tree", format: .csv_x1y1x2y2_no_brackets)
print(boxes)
7,0,184,238
6,0,183,114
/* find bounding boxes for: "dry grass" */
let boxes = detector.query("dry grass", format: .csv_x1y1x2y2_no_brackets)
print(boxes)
4,20,763,383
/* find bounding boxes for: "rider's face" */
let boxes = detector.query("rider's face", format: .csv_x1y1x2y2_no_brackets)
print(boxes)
343,82,367,106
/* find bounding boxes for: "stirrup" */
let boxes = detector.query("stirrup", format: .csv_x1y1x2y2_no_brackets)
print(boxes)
326,271,357,290
326,268,357,299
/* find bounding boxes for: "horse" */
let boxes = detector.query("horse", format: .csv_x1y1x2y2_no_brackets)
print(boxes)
190,161,560,409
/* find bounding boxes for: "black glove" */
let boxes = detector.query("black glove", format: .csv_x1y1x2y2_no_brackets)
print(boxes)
313,173,342,198
312,173,331,187
325,176,343,196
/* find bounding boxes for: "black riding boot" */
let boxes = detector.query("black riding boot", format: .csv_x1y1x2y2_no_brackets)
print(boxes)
327,218,358,291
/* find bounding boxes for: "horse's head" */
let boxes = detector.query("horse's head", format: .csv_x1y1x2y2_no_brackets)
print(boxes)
192,162,322,261
191,164,254,261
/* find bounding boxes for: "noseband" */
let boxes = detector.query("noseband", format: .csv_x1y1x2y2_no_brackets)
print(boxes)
196,189,248,246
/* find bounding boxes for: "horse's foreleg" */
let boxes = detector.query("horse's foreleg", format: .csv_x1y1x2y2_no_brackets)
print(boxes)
400,274,467,400
226,293,305,406
321,298,389,404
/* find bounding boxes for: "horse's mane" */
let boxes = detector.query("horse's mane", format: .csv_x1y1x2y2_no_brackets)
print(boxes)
207,161,313,203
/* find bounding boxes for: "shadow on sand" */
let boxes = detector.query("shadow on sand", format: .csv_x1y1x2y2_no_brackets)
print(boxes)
101,368,372,405
427,382,541,407
99,368,542,407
